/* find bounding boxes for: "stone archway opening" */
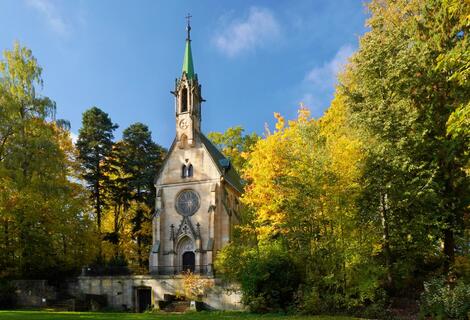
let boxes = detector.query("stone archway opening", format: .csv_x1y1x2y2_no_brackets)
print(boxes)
182,251,195,273
177,236,195,273
135,286,152,313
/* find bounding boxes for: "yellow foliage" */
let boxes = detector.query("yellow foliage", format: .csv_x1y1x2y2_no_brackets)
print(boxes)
182,271,213,301
242,95,380,287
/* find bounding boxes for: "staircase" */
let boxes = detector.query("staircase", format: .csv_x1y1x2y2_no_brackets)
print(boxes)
163,300,190,312
157,294,191,313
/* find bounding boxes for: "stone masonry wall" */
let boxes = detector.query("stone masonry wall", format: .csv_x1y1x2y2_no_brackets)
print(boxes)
71,275,243,311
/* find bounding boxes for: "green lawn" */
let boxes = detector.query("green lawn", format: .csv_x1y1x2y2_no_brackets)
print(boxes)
0,310,359,320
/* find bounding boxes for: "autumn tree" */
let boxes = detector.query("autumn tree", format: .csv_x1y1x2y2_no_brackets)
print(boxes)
217,106,377,312
0,43,97,278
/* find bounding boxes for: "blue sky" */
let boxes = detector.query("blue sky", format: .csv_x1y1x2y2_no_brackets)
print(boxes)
0,0,368,147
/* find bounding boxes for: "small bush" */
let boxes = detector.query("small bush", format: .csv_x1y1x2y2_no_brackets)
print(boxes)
217,241,302,313
454,256,470,283
300,286,392,319
0,280,17,309
300,288,324,314
358,302,394,320
420,277,470,320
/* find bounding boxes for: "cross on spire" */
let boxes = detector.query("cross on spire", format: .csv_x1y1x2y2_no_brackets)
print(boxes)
182,14,195,79
185,13,192,41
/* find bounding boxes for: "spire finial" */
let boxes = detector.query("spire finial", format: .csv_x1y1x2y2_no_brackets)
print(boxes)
185,13,192,41
182,14,195,79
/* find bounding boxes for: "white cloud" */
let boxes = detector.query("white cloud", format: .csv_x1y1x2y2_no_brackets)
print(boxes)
25,0,68,36
305,44,354,89
300,93,316,109
213,7,280,57
299,44,355,112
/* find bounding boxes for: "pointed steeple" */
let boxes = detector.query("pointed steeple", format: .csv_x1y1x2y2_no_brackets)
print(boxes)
182,14,195,79
174,14,202,148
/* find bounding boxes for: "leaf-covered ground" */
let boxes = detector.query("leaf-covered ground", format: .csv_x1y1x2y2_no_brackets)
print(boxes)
0,310,359,320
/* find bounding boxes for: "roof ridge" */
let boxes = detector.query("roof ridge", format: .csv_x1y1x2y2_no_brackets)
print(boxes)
198,132,244,193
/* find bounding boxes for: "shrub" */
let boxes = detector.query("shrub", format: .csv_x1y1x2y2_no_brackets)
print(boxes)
420,277,470,320
216,241,302,313
182,271,213,301
454,256,470,283
0,280,17,309
239,243,302,312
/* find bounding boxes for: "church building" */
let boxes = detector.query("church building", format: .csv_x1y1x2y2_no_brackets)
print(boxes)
75,21,244,311
149,21,242,276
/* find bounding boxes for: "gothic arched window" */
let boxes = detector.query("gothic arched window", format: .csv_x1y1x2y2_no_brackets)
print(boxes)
187,164,193,177
181,88,188,112
181,163,193,178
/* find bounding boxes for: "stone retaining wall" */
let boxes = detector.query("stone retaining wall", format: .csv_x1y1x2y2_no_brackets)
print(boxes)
11,280,57,308
71,275,243,311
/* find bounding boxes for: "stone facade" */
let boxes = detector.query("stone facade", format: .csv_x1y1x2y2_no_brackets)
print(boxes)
149,24,242,277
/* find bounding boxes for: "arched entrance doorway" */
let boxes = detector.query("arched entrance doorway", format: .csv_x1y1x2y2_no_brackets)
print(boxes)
182,251,195,272
177,236,195,273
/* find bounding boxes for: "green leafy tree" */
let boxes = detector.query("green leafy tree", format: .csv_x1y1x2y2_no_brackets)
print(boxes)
101,141,131,260
76,107,117,258
120,123,165,269
101,123,165,270
208,126,259,174
341,0,470,291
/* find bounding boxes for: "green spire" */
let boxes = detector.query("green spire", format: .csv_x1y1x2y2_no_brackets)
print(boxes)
182,39,194,79
182,14,195,79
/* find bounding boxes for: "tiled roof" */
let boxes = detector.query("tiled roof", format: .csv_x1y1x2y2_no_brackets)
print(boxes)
198,132,244,193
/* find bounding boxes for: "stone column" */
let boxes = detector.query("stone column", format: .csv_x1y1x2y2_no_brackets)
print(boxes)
206,183,216,269
170,224,176,274
195,223,202,274
195,249,201,274
150,189,163,273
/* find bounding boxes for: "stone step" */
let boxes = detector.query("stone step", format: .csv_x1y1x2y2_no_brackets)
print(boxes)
163,300,190,313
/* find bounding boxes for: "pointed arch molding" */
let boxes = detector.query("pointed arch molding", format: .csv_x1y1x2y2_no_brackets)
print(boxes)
177,235,194,252
175,216,200,241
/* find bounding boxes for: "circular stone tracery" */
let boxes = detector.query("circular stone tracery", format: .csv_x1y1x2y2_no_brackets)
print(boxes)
175,189,200,216
179,119,189,129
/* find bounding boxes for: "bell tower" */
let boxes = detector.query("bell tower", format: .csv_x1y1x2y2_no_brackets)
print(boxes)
174,15,203,148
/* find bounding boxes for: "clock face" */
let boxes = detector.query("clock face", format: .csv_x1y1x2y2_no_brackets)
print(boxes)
179,119,189,129
175,190,200,216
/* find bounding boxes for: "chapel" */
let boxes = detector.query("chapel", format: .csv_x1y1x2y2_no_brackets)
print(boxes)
149,21,243,276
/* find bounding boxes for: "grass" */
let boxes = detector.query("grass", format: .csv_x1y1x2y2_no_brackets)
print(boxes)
0,310,360,320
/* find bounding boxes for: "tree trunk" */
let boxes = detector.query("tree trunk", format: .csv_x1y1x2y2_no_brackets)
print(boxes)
137,235,143,268
96,161,102,260
380,192,393,290
443,228,455,273
114,204,121,258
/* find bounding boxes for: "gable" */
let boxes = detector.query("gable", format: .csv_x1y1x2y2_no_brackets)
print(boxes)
154,136,222,186
154,134,244,194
